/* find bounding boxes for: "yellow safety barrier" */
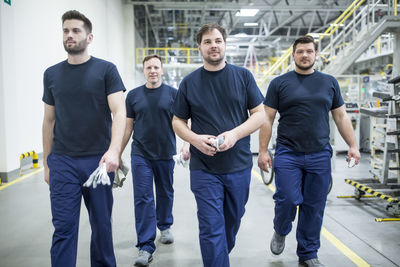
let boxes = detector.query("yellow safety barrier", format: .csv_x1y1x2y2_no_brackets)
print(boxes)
19,150,39,175
136,47,199,65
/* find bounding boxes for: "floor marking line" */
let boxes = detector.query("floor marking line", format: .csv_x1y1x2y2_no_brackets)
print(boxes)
0,167,44,191
251,168,371,267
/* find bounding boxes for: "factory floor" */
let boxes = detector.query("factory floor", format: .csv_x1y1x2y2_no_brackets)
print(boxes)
0,152,399,267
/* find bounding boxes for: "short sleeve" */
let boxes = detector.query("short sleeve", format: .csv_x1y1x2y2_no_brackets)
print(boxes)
105,64,126,95
126,91,135,119
264,78,279,109
172,82,190,119
42,69,55,105
331,77,344,110
246,70,264,110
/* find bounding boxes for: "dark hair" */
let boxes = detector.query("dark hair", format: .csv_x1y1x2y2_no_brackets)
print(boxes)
142,54,163,66
293,35,318,52
196,23,227,44
62,10,92,34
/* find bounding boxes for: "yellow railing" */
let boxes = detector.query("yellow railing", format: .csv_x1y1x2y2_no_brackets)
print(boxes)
136,47,199,65
260,0,366,86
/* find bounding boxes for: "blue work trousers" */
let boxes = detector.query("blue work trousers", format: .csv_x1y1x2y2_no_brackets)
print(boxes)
190,167,251,267
273,145,332,262
48,153,116,267
131,155,174,254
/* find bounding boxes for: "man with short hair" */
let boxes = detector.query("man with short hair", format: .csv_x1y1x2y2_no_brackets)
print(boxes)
172,23,265,267
42,10,126,267
258,35,360,267
120,54,183,266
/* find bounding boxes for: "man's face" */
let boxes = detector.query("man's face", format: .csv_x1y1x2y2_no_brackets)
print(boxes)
63,19,92,55
293,42,317,71
143,57,163,86
198,29,226,66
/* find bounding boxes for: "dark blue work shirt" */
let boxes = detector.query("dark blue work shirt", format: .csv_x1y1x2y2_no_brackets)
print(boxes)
173,63,264,174
126,83,177,160
264,70,344,153
42,56,126,156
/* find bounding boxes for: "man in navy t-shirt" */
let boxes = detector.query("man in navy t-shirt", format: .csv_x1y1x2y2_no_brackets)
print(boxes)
42,10,126,267
172,23,265,267
120,54,185,266
258,36,360,267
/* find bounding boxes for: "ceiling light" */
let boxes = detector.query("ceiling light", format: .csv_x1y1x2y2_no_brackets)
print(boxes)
235,9,259,17
234,33,248,37
244,22,258,26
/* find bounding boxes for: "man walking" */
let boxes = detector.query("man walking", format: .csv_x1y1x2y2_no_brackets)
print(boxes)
258,35,360,267
120,54,181,266
172,23,265,267
42,10,126,267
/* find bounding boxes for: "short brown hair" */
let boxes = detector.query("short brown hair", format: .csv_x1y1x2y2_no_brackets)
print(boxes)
293,35,318,52
196,23,227,44
142,54,163,66
62,10,92,34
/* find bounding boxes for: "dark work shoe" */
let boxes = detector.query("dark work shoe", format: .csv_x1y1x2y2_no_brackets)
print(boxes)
270,232,285,255
160,229,174,244
299,258,325,267
134,250,153,266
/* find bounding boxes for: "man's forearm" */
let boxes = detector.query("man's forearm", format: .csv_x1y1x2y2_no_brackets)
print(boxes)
232,105,265,140
259,122,272,153
42,120,54,168
336,116,358,148
172,117,197,144
109,111,126,154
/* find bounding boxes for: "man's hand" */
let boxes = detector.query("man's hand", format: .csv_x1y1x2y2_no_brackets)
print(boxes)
100,149,120,172
191,135,218,156
217,130,238,152
258,150,272,172
347,146,361,165
44,166,50,185
181,142,191,160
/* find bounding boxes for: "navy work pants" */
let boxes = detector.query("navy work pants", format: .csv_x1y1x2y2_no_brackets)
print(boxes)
273,145,332,262
131,155,174,254
190,167,251,267
48,153,116,267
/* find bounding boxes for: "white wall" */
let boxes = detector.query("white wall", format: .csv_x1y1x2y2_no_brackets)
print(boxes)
0,0,135,174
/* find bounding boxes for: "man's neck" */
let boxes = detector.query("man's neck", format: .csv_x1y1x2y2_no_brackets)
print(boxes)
146,81,162,89
203,61,226,72
67,51,90,65
294,67,314,75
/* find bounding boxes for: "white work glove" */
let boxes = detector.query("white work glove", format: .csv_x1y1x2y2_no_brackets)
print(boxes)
173,153,189,168
83,163,111,188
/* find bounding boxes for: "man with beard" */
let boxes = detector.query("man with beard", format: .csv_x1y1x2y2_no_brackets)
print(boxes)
172,23,265,267
258,35,360,267
42,10,126,267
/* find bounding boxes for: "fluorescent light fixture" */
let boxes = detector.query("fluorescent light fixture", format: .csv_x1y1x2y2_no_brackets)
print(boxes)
244,22,258,26
234,33,248,37
226,45,237,50
235,9,259,17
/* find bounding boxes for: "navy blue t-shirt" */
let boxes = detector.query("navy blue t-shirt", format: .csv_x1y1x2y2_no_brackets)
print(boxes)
42,56,126,156
264,70,344,153
126,83,177,160
172,63,264,174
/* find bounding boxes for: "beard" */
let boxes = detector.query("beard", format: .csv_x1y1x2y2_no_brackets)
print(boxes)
63,38,88,55
203,51,225,66
295,59,315,71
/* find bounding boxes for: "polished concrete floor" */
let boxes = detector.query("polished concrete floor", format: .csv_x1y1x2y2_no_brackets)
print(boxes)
0,152,399,267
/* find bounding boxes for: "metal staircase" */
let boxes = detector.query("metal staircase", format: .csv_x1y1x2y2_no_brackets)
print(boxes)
321,13,400,75
260,0,400,86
